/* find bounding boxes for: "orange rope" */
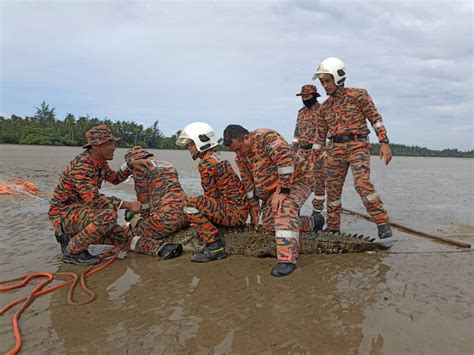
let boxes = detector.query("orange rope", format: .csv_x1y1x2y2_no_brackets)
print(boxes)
0,179,49,196
0,248,119,354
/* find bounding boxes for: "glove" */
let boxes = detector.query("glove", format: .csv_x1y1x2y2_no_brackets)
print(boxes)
125,210,143,229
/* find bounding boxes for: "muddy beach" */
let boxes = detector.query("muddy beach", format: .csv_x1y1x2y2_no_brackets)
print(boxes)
1,145,473,354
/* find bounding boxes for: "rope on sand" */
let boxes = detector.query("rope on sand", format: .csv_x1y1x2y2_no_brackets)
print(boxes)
342,208,471,249
0,248,119,355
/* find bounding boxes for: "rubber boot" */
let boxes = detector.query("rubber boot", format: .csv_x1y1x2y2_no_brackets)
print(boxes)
271,262,296,277
312,211,325,231
62,250,100,266
55,233,70,254
377,224,393,239
158,243,183,260
191,238,226,263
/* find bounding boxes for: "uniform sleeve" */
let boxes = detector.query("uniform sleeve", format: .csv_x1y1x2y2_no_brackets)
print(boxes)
75,161,122,210
236,156,259,208
314,105,328,148
104,163,131,185
356,89,388,142
301,109,319,145
199,160,218,198
291,111,301,149
263,132,296,190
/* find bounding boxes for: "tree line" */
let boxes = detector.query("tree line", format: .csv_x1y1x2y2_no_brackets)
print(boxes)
1,101,473,157
0,101,183,149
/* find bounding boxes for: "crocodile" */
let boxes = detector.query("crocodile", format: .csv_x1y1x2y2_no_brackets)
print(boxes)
166,224,390,257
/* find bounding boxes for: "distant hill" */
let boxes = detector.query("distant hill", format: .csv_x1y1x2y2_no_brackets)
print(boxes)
1,102,472,158
370,143,473,158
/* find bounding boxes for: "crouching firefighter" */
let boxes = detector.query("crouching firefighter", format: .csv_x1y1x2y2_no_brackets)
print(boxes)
223,125,322,277
124,146,187,260
176,122,249,262
48,125,152,265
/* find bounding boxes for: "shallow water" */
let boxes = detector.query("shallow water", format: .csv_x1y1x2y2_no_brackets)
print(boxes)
0,145,473,354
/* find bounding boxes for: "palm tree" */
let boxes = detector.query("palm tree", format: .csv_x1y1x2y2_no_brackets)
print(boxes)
34,101,56,126
64,113,76,141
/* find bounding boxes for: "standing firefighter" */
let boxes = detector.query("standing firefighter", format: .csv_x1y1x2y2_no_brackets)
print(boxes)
293,84,326,228
223,125,321,277
48,125,150,265
312,57,393,239
124,147,186,260
176,122,248,262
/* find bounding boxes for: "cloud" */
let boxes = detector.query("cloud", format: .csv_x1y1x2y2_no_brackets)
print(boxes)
1,0,472,150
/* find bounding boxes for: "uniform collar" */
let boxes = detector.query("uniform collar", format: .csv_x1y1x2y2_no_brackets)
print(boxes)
84,149,106,169
331,86,345,99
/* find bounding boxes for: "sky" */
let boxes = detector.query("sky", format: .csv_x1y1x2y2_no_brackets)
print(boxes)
1,0,473,150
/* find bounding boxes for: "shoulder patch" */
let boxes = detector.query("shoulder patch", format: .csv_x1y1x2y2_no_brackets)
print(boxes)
269,138,283,149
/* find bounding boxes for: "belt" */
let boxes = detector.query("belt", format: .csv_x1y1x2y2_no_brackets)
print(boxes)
299,143,313,150
330,134,368,143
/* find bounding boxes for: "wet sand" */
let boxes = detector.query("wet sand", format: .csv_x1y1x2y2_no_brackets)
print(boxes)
0,144,473,354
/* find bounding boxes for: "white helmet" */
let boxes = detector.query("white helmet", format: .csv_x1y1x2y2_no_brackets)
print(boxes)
312,57,347,85
176,122,219,152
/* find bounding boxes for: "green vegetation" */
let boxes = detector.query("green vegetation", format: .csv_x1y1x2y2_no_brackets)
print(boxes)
370,143,473,158
0,101,183,149
1,101,472,157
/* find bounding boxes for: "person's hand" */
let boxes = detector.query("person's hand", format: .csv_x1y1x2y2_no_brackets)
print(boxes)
271,192,287,214
309,150,318,165
131,158,154,171
122,201,142,212
379,143,392,165
319,150,327,161
250,207,260,230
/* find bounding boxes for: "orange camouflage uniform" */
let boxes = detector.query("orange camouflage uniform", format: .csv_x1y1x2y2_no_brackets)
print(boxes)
183,150,248,243
235,129,315,264
127,158,189,256
132,160,188,237
293,102,326,213
48,150,132,253
316,86,390,230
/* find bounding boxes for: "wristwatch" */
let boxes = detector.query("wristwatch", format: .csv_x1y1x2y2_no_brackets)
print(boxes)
380,138,390,144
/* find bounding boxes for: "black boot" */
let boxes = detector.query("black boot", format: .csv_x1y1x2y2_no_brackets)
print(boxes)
158,243,183,260
271,262,296,277
62,250,100,266
312,211,325,231
377,224,393,239
55,233,70,254
191,238,226,263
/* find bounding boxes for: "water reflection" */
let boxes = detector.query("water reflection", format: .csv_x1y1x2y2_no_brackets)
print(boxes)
48,252,389,353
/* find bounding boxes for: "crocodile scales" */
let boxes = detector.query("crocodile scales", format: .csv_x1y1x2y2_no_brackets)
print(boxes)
166,224,390,257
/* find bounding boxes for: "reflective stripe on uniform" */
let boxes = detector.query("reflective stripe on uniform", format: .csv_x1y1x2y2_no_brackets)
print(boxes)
373,121,384,129
130,236,141,251
183,207,200,214
328,199,341,207
312,143,323,150
277,165,295,175
246,191,254,199
275,230,299,240
314,195,325,201
120,163,131,173
365,192,379,201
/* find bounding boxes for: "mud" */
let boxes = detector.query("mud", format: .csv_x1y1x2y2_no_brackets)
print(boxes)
1,145,473,354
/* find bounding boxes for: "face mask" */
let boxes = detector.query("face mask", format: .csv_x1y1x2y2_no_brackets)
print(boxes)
303,96,318,108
